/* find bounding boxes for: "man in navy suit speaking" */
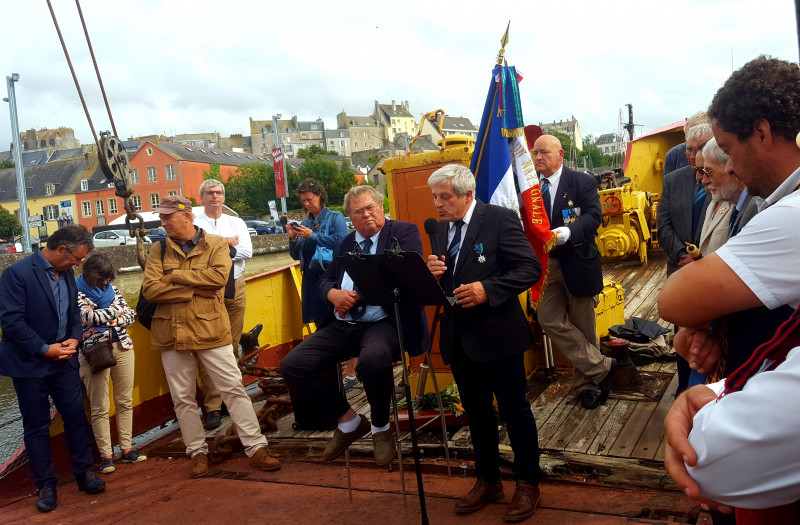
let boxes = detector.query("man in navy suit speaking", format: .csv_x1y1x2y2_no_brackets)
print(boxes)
0,225,105,513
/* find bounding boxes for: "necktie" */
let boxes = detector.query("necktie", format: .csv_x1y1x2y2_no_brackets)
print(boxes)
350,238,373,320
541,178,551,219
691,180,706,240
694,181,707,205
727,207,740,238
448,220,463,263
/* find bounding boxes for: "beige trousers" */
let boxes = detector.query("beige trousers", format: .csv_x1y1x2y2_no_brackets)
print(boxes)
79,341,135,458
161,344,267,458
199,276,246,412
538,257,611,391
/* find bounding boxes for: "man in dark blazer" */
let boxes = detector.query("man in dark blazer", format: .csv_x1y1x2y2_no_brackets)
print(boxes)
0,226,105,513
281,185,429,467
426,164,542,523
532,135,615,410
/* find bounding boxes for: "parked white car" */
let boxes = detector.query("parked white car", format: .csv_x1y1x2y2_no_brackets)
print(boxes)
93,229,151,248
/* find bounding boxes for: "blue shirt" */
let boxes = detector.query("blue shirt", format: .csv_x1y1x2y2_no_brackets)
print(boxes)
37,250,69,355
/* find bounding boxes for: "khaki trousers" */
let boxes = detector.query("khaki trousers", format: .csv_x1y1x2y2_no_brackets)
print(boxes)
161,344,267,458
538,258,610,391
200,276,246,412
79,342,135,458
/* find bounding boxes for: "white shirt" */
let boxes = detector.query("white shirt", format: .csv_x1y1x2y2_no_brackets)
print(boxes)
538,165,570,244
448,199,477,272
687,346,800,508
193,211,252,279
715,166,800,310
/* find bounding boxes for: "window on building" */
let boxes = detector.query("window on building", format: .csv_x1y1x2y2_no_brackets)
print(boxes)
167,190,178,197
45,183,55,196
81,201,92,217
147,166,157,182
391,119,396,125
311,124,318,130
130,169,139,185
80,179,89,191
108,198,118,215
340,140,345,148
354,142,358,148
132,195,142,211
286,137,291,143
165,164,176,181
329,141,334,148
150,193,160,209
95,200,104,216
43,205,58,221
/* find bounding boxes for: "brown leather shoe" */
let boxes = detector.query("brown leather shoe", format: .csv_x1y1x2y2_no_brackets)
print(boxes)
191,453,209,479
504,480,540,522
323,415,371,460
372,428,396,466
249,447,281,471
454,479,504,514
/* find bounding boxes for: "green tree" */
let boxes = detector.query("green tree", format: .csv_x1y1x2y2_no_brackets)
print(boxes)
203,163,221,181
0,159,14,169
581,135,614,170
225,163,277,216
298,158,358,208
0,204,22,239
296,145,331,159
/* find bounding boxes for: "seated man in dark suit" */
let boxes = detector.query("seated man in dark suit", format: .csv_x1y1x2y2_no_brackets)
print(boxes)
281,185,430,466
426,164,543,523
0,226,105,513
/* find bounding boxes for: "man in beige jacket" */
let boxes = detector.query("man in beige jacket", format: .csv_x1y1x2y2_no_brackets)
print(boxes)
142,195,279,478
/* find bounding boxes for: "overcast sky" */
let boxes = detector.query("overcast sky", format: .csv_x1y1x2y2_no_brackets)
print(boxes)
1,0,798,152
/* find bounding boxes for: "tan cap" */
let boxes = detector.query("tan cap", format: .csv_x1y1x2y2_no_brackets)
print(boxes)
153,195,192,215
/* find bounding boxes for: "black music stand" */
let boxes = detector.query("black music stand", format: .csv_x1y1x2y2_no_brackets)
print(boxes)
339,242,450,525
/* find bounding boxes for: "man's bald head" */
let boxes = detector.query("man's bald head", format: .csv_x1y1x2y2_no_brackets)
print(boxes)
532,134,565,177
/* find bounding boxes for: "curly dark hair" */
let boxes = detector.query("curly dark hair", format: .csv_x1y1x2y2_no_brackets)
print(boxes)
46,224,94,251
295,178,327,206
80,253,116,288
708,55,800,142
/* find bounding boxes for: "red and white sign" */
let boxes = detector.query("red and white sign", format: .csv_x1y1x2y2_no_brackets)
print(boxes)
273,147,286,198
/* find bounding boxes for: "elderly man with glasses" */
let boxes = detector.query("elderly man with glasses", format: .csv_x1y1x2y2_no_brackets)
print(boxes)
695,145,734,257
280,185,430,466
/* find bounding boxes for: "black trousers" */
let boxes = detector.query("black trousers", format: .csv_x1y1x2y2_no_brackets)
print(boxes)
281,318,400,427
450,341,542,486
13,360,94,489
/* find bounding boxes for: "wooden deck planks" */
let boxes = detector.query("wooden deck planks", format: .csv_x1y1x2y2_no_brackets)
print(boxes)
630,373,679,460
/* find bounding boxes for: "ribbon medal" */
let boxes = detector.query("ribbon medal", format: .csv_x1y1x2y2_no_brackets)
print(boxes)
474,243,486,263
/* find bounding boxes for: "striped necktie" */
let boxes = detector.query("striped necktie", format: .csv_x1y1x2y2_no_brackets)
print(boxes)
360,238,372,254
694,180,707,204
541,178,552,219
448,220,464,263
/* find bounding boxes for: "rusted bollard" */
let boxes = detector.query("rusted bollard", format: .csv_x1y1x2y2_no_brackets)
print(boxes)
607,338,641,392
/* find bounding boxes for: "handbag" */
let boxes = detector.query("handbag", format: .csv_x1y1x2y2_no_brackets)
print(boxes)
83,336,116,374
136,239,167,329
308,213,334,273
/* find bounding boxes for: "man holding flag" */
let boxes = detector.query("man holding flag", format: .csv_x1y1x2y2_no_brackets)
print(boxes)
532,134,614,409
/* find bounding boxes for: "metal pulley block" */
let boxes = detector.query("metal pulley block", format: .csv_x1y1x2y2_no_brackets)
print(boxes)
98,133,133,199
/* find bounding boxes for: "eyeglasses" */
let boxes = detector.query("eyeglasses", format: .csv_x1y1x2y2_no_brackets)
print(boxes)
696,165,721,178
64,245,87,263
203,190,223,196
351,204,379,217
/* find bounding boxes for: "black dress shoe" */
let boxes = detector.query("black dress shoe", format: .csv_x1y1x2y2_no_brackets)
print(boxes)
203,410,222,430
454,479,504,514
578,388,601,409
36,486,57,513
597,358,618,405
76,470,106,494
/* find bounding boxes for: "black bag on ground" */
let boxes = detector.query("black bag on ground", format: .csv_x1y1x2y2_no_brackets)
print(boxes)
285,363,340,430
136,239,167,330
83,337,116,373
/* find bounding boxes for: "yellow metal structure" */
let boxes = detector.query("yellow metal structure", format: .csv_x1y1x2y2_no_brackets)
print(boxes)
595,120,685,263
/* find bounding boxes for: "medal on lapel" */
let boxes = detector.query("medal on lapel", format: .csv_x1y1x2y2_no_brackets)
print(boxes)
475,243,486,263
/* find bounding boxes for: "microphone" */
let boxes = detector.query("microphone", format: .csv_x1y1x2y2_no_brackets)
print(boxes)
424,218,442,257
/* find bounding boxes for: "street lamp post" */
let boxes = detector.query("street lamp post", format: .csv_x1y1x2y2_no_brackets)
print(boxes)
272,113,287,214
4,73,32,253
